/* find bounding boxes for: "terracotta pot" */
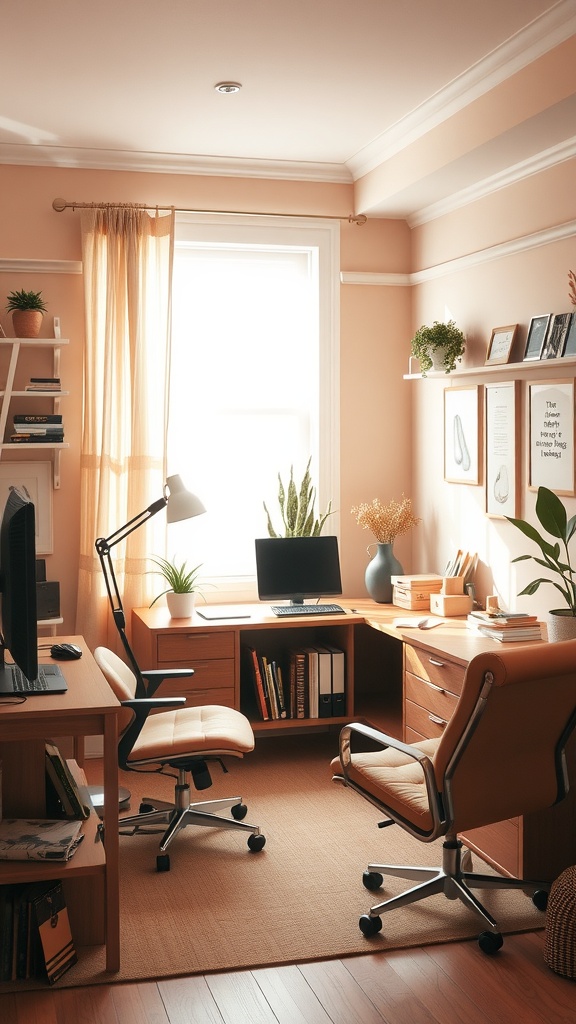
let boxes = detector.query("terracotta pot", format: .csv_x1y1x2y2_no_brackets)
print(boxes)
546,609,576,642
12,309,43,338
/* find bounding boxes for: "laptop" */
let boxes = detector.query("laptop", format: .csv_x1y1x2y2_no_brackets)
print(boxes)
0,662,67,695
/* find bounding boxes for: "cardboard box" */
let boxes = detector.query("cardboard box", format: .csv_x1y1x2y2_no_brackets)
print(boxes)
429,592,473,616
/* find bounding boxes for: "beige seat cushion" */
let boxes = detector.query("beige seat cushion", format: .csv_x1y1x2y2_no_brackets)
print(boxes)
127,704,255,766
331,738,440,833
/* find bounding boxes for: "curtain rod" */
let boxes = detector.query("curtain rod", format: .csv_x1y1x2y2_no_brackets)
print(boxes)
51,197,367,225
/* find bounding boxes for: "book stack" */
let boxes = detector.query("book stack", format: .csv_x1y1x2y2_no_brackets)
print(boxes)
24,376,62,393
10,413,64,444
467,610,544,642
44,741,91,819
0,880,77,983
243,643,345,720
391,574,443,610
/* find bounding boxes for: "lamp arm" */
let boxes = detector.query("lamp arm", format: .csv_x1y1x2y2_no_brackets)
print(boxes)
95,496,168,689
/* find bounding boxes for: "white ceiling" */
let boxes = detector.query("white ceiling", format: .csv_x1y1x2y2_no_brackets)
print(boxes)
1,0,575,219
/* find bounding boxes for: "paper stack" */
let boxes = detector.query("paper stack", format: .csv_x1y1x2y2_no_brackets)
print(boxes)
467,610,544,642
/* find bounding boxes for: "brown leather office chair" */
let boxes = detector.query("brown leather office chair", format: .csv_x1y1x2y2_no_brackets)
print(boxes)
331,639,576,953
94,646,265,871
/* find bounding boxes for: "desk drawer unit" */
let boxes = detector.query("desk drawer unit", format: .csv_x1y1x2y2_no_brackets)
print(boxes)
403,643,464,743
154,631,236,709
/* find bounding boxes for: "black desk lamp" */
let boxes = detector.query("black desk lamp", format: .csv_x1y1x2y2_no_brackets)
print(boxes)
92,474,206,812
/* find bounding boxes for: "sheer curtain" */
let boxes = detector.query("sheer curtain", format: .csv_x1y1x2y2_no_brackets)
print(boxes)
76,207,175,653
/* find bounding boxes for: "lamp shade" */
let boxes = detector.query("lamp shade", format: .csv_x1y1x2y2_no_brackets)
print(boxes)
165,474,206,523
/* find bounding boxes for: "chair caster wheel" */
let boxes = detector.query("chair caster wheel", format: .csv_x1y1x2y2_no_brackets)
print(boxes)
359,913,382,937
232,802,248,820
532,889,548,911
478,930,503,954
140,802,155,813
363,870,383,891
156,854,170,872
247,833,266,852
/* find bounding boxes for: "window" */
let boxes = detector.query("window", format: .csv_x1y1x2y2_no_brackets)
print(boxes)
168,214,340,601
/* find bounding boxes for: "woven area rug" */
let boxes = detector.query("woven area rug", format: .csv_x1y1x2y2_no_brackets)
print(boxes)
13,732,545,988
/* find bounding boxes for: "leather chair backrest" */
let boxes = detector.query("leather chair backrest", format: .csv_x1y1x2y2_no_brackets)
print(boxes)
431,638,576,833
94,646,138,736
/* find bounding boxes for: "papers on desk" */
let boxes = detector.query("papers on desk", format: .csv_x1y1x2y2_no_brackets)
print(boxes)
393,616,445,630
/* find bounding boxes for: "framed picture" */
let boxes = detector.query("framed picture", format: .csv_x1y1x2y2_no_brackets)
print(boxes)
0,461,53,553
485,325,517,366
541,313,572,359
444,385,481,484
485,382,520,517
523,315,551,361
528,380,575,494
561,313,576,357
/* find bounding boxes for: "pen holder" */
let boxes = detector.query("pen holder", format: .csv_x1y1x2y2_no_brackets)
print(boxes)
442,576,464,595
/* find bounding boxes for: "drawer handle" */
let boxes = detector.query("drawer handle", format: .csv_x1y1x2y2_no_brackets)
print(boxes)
426,680,445,694
428,658,445,667
429,713,448,727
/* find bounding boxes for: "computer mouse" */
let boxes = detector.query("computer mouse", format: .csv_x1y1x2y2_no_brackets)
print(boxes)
51,643,83,660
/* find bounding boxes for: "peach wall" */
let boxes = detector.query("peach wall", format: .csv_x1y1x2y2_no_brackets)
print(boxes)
409,163,576,620
0,165,411,628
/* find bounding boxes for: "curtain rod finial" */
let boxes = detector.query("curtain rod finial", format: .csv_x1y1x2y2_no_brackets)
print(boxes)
52,198,67,212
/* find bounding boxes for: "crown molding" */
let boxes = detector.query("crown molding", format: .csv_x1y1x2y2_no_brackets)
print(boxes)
340,272,411,286
347,1,576,180
0,143,352,184
409,134,576,228
0,258,82,274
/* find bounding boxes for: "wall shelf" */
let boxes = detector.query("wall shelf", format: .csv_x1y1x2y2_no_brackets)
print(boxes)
404,354,576,380
0,338,70,488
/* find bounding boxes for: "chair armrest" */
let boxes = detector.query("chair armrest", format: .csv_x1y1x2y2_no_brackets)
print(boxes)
118,696,186,768
141,668,194,696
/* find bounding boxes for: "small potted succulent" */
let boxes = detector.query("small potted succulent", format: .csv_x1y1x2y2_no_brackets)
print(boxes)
506,486,576,641
410,319,466,376
149,555,205,618
6,289,48,338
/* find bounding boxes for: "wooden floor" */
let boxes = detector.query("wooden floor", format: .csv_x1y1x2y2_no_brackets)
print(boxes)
1,930,573,1024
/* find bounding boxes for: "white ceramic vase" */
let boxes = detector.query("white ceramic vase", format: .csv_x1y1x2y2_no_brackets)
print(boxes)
166,591,195,619
546,609,576,642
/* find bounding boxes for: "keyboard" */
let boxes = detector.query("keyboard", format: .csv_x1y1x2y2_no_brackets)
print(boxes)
0,663,67,695
270,603,346,617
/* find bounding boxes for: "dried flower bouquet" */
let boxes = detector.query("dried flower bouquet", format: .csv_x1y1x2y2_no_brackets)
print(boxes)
351,496,421,543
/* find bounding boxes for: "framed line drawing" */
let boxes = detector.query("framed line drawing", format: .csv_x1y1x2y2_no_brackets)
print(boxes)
444,385,481,484
562,313,576,357
485,325,517,366
528,380,575,495
485,381,520,517
523,314,551,361
541,312,572,359
0,461,53,553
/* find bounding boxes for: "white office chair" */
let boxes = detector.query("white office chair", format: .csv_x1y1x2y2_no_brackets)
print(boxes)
94,646,266,871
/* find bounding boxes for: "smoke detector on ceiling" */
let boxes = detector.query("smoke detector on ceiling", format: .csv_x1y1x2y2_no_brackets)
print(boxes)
215,82,242,94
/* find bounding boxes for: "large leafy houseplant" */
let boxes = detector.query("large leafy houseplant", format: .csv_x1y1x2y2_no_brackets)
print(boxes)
263,457,333,537
410,319,466,376
506,486,576,618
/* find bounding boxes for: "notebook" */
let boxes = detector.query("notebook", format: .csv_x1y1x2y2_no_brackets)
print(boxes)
0,663,67,695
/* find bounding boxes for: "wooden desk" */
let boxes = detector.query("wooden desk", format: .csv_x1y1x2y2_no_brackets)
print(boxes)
0,636,120,974
132,600,575,882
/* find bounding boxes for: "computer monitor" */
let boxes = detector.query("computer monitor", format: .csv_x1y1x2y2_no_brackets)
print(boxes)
0,486,38,681
255,536,342,606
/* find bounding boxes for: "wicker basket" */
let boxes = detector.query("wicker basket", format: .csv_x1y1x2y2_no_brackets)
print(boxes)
544,865,576,979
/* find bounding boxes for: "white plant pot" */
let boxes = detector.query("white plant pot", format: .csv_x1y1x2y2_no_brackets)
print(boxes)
430,346,448,372
546,609,576,643
166,591,195,619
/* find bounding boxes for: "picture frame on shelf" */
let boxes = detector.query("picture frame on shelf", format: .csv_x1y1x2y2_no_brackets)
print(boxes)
0,461,53,552
485,325,517,366
541,313,572,359
561,313,576,357
523,314,551,361
444,385,481,485
485,381,520,517
528,379,575,495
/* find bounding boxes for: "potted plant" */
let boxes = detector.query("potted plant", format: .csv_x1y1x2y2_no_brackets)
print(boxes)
6,289,48,338
263,456,333,537
410,319,466,376
506,486,576,641
149,555,205,618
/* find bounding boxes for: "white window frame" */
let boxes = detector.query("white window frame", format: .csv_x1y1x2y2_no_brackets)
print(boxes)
171,213,341,602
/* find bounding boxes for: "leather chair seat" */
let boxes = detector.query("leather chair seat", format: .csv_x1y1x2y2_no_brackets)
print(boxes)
128,704,255,764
